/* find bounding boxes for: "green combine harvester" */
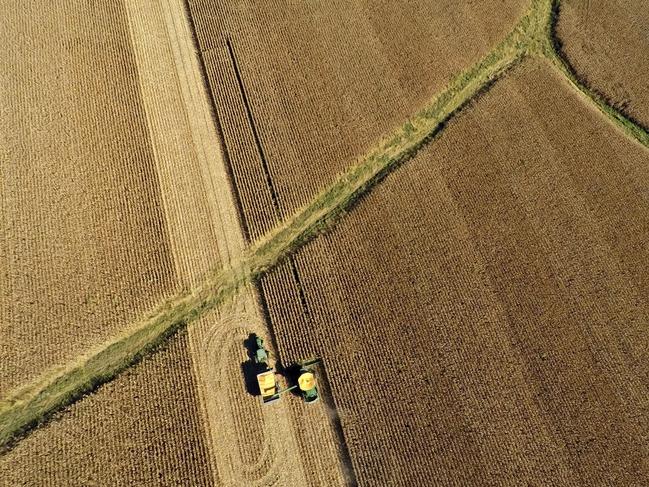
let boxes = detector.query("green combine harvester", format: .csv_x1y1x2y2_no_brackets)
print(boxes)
251,335,319,405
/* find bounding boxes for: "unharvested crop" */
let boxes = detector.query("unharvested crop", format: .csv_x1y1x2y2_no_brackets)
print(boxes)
0,333,214,486
0,0,176,394
1,0,540,449
190,0,530,236
262,58,649,485
0,0,215,483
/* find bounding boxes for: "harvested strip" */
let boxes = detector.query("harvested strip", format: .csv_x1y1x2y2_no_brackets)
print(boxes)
128,0,345,482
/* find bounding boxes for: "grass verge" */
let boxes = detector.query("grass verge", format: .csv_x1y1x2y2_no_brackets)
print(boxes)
544,0,649,148
1,2,547,449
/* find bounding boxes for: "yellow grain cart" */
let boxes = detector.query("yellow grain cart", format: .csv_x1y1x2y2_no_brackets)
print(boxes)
257,369,279,404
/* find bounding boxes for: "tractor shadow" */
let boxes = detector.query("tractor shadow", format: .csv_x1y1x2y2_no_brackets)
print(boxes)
241,333,290,397
283,363,306,399
241,333,262,396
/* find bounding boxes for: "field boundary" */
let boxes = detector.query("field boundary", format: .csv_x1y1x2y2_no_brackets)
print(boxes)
2,0,647,450
544,0,649,148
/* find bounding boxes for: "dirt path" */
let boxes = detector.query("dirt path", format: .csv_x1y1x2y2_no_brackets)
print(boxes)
124,1,344,484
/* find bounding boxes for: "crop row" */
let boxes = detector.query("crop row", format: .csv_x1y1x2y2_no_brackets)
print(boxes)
4,0,648,468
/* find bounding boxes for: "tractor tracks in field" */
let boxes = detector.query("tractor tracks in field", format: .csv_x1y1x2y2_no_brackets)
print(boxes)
2,0,648,458
197,308,308,486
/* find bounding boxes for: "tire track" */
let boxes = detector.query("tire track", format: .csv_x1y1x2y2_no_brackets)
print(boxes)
197,307,306,486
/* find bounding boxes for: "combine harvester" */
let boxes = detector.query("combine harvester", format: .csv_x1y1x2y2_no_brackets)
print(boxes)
252,335,319,405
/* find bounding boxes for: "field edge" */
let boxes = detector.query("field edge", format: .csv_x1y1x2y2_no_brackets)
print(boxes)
543,0,649,148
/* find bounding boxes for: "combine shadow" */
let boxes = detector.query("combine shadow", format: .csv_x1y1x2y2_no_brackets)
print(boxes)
282,363,306,399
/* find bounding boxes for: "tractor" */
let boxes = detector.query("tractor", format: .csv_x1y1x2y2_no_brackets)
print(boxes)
251,335,319,405
252,336,280,404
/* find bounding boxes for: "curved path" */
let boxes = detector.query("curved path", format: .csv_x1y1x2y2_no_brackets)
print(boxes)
196,306,305,486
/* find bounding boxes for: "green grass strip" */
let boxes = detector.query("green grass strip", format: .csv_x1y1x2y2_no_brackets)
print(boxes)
0,3,548,449
544,0,649,147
